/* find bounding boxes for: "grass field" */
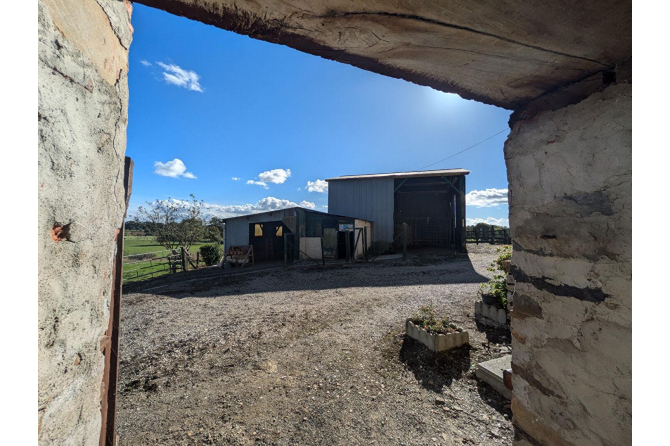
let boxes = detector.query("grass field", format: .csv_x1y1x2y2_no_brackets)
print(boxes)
123,236,218,283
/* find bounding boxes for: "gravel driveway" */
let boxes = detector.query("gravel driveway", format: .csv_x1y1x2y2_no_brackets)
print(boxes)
118,245,513,445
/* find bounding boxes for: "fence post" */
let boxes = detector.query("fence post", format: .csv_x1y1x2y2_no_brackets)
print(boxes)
345,231,351,262
321,237,325,266
402,222,407,261
363,227,368,262
181,247,187,272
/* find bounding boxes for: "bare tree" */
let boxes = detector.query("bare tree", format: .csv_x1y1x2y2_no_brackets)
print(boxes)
134,194,205,252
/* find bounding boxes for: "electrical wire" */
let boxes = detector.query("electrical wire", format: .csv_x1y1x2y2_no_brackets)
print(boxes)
416,128,509,171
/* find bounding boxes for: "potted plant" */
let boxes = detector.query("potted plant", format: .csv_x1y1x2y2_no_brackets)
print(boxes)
406,304,469,352
476,246,512,326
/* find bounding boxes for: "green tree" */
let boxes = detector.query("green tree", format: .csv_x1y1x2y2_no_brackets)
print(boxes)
135,194,205,252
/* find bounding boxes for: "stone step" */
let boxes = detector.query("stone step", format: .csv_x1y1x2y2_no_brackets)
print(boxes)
475,355,512,400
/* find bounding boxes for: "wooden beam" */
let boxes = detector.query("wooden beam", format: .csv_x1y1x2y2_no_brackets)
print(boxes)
100,157,133,446
442,176,462,195
394,177,408,193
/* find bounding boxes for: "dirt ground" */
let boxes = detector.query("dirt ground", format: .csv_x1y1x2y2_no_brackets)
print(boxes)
118,245,513,445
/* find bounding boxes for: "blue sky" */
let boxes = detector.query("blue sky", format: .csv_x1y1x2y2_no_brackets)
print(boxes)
126,4,511,226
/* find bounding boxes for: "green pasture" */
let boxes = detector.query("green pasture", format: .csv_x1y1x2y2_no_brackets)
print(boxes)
122,236,215,283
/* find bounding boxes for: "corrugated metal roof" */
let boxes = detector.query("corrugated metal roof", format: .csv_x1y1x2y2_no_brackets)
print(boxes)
326,169,470,181
222,206,373,223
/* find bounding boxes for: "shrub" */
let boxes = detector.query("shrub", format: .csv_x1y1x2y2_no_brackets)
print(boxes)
479,245,512,309
410,304,455,335
199,244,221,266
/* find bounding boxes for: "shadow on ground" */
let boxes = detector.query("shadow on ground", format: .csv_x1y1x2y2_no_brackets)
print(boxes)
123,251,490,298
476,381,513,418
475,321,512,345
398,336,472,393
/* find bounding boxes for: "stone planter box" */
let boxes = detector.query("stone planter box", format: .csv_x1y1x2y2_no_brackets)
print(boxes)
405,319,469,352
475,301,509,327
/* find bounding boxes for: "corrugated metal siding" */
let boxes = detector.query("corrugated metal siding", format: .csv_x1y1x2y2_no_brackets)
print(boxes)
328,178,394,243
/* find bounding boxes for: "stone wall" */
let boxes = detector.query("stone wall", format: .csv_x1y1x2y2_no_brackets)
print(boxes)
38,1,132,444
505,82,632,446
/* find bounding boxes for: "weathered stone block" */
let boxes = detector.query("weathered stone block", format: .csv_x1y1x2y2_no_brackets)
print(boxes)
506,83,631,446
38,1,132,445
476,355,513,400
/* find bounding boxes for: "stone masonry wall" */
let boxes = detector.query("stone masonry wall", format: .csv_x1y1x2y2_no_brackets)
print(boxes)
505,83,632,446
38,1,132,444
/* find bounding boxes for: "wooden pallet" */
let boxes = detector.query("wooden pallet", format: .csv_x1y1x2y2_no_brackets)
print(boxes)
224,245,255,268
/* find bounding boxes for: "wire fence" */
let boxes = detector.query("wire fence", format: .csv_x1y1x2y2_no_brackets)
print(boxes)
122,249,184,283
465,228,511,245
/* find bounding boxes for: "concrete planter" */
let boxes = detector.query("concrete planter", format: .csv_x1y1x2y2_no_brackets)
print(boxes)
475,301,509,327
405,319,469,352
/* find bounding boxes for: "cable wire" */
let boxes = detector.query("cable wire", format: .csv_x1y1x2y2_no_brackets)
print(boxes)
416,128,509,171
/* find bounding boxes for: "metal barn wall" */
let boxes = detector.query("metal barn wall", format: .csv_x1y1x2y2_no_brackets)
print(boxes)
328,178,394,243
224,210,295,252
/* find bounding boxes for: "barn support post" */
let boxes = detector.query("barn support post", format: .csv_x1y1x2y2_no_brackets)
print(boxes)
402,222,407,260
456,176,466,252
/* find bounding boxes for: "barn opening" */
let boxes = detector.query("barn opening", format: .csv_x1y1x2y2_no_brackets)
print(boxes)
327,169,468,253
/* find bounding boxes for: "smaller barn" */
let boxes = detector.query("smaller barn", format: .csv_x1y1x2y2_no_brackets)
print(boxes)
223,207,372,263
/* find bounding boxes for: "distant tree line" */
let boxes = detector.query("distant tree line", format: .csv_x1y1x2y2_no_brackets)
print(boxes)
126,194,223,251
466,222,509,233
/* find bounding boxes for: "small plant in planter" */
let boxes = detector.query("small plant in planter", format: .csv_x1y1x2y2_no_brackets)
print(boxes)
479,245,512,310
406,304,469,352
410,304,457,335
476,246,512,327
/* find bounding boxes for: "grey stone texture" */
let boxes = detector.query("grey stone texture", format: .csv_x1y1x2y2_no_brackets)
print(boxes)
476,355,512,400
405,320,469,352
505,82,632,446
38,1,132,444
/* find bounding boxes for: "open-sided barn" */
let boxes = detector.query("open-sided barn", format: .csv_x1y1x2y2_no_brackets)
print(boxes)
327,169,469,252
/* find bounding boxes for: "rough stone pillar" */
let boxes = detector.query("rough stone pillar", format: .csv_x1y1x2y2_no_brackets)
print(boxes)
505,82,631,446
38,1,132,444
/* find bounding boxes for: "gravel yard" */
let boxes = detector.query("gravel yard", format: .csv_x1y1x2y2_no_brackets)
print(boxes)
118,245,513,445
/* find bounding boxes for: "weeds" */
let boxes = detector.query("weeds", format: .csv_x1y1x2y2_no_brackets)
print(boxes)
479,245,512,309
409,304,455,335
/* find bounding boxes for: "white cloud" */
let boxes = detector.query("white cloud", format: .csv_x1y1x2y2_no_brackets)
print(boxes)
201,196,304,218
246,168,291,188
140,60,152,67
231,177,242,181
466,188,508,207
306,179,328,193
156,62,203,92
258,169,291,184
132,196,326,221
246,180,269,189
467,217,509,227
153,158,197,179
